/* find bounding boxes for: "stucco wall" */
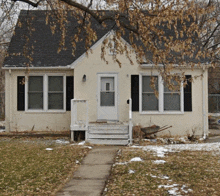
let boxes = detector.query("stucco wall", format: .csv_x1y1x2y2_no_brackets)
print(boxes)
5,69,73,132
4,38,209,136
73,40,209,137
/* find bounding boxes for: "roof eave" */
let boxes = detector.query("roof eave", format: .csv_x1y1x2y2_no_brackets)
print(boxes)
2,65,73,70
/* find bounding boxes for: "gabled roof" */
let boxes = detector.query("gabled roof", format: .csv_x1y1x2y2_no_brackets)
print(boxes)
4,10,209,68
4,10,120,67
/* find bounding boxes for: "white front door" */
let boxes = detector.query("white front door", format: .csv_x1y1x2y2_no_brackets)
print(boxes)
97,73,118,121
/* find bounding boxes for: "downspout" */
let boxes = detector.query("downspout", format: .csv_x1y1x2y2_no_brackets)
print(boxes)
202,68,207,139
9,69,11,132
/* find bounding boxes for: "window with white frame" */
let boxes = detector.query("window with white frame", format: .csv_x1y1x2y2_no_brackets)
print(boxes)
28,76,44,109
26,75,65,111
163,80,181,111
142,76,159,111
140,74,183,113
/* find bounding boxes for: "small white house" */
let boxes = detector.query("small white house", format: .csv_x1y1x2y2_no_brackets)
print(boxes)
3,10,209,145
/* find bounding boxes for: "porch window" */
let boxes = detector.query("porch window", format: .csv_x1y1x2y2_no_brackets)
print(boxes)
140,74,183,113
26,74,65,111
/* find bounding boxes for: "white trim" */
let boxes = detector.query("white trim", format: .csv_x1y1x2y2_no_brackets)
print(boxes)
70,31,115,69
25,73,66,113
44,74,47,111
180,82,184,113
97,72,119,74
97,73,119,121
159,75,163,113
3,66,72,70
139,73,184,114
140,63,211,69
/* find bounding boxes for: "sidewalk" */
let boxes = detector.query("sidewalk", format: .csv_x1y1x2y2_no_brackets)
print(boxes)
56,146,119,196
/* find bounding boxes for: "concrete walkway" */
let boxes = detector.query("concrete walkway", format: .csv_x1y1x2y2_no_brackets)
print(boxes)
56,146,119,196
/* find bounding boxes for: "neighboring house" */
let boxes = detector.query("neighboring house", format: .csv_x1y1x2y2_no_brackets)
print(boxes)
0,49,5,120
3,10,209,145
208,66,220,129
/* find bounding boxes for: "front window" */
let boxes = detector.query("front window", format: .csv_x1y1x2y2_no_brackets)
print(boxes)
142,76,158,111
164,80,181,111
48,76,63,110
28,76,43,109
27,75,65,111
141,74,183,113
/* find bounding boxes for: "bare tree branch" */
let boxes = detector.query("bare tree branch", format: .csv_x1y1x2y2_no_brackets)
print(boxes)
12,0,42,7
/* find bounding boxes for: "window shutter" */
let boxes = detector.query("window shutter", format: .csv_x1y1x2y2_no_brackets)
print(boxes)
17,76,25,111
131,75,139,111
66,76,74,111
184,75,192,111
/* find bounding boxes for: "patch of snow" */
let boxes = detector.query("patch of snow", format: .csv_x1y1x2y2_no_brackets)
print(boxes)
158,184,178,189
181,185,193,193
78,141,86,145
148,174,169,179
130,157,143,162
149,174,157,178
70,141,87,146
153,160,166,164
113,162,128,166
145,146,169,157
179,136,188,143
168,187,181,195
161,175,169,179
82,146,92,149
130,145,142,148
45,148,53,151
56,139,70,144
132,143,220,157
75,160,79,164
129,169,135,174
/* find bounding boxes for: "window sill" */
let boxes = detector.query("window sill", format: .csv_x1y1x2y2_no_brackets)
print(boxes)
25,110,67,114
140,111,184,115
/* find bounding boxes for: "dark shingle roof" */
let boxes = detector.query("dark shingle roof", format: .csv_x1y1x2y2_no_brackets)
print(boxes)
4,10,117,67
4,10,209,67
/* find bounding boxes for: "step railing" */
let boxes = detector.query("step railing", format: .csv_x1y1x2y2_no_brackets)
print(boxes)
70,99,88,141
128,98,133,144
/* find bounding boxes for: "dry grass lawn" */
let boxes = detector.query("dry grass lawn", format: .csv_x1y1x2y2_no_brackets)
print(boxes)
104,146,220,196
0,138,89,195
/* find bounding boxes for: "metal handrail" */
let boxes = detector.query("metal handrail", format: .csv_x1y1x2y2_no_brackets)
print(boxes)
128,98,133,145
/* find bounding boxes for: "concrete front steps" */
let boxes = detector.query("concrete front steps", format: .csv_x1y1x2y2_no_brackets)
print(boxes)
86,123,129,145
